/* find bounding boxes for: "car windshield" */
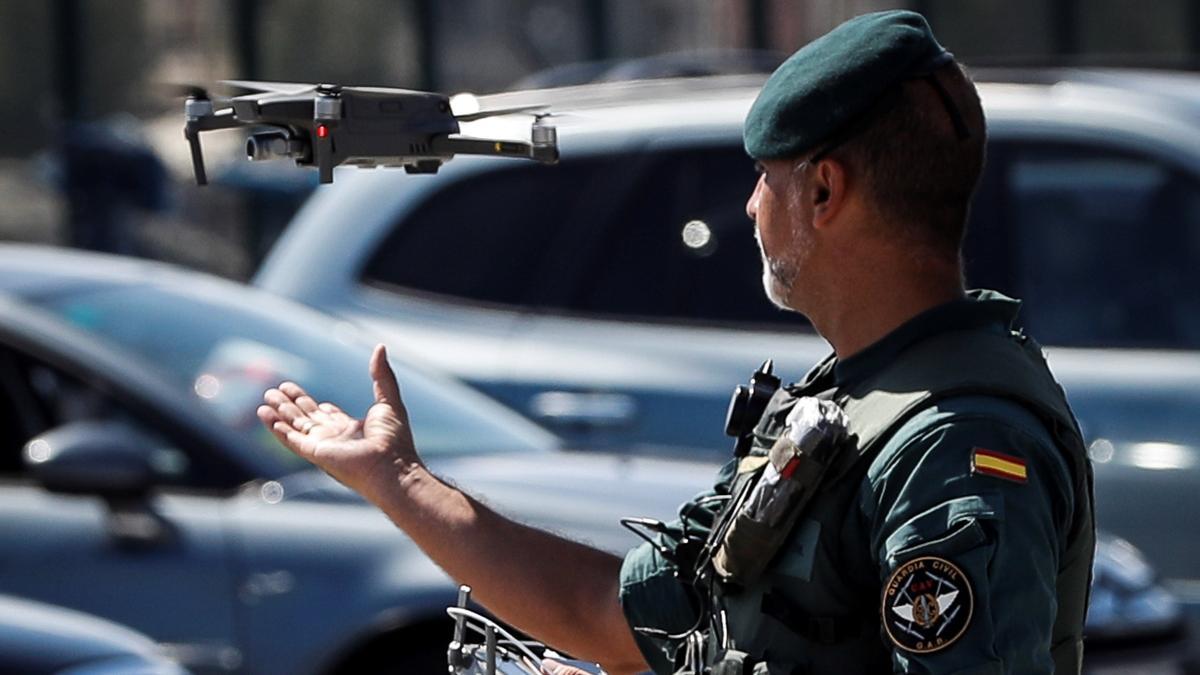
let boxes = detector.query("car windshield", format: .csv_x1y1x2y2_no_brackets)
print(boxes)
24,281,558,471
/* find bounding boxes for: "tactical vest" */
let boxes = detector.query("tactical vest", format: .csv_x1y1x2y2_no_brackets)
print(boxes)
706,326,1095,675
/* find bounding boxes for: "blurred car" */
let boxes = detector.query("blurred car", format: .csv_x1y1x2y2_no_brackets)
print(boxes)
0,244,716,674
0,245,1187,673
0,594,188,674
254,69,1200,620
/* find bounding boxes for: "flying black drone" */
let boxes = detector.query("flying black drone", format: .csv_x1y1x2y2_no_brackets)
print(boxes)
182,80,559,184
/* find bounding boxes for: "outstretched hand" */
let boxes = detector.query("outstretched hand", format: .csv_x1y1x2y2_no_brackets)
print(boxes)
260,347,642,675
256,344,422,501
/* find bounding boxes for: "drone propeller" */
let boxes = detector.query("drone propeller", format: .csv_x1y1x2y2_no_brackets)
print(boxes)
219,79,317,95
176,84,211,100
531,110,592,121
218,81,546,121
222,80,423,98
453,103,548,122
159,83,236,105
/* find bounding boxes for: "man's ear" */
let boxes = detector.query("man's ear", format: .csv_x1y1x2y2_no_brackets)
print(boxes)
811,158,847,229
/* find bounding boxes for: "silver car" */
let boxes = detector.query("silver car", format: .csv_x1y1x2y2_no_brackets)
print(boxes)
0,246,1185,671
254,70,1200,621
0,244,714,674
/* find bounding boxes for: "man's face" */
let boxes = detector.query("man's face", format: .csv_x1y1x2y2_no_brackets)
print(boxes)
746,158,814,311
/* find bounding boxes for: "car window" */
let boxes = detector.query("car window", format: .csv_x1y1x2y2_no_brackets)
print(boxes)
564,145,811,328
362,160,612,307
998,144,1200,349
0,346,226,488
364,146,812,330
23,283,559,469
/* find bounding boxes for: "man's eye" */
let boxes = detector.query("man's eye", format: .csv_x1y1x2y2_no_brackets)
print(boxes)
754,162,766,175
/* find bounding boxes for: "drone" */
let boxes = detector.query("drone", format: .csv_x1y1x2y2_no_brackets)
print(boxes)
182,80,559,184
446,586,603,675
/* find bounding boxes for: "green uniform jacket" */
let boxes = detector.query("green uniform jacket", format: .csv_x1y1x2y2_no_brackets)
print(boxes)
619,291,1095,675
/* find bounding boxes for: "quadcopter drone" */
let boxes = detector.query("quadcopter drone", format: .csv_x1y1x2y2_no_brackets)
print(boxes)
446,586,603,675
182,80,559,184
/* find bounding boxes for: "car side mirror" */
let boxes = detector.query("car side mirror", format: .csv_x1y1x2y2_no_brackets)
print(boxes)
22,421,158,499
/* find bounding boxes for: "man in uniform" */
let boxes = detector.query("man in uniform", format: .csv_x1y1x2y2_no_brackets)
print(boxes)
258,10,1094,675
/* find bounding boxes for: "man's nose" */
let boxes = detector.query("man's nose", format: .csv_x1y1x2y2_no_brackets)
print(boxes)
746,178,762,221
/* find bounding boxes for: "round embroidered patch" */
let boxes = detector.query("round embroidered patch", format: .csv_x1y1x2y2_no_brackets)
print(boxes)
881,556,974,654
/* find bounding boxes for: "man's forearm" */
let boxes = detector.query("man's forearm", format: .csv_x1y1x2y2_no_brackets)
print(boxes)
367,465,650,675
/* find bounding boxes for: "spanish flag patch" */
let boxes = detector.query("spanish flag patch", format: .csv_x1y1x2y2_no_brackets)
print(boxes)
971,448,1028,484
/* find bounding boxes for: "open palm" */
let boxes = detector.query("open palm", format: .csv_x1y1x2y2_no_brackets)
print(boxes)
256,344,420,500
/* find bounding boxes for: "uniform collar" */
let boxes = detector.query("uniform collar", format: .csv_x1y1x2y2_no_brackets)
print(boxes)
818,289,1021,391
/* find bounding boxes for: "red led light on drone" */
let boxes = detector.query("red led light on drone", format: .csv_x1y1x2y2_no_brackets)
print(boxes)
317,125,328,138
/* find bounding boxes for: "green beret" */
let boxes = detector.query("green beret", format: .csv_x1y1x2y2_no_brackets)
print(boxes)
744,10,953,160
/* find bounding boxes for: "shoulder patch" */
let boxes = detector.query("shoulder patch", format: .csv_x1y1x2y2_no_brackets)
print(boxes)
882,556,974,654
971,447,1028,484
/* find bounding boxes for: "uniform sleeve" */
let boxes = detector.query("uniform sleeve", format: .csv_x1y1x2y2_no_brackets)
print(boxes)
863,398,1075,675
618,459,737,675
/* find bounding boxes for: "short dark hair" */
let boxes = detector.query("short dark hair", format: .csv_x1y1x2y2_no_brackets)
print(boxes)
828,62,986,255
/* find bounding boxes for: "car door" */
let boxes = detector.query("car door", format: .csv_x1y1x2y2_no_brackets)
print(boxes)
0,339,243,674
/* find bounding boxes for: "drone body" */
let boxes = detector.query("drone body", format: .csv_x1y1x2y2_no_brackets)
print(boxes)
183,81,558,184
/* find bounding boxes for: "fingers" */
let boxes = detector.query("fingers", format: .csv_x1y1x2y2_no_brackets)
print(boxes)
280,382,322,416
262,384,333,437
256,403,278,422
263,387,312,430
319,401,355,426
369,344,407,418
270,420,309,453
256,405,281,436
262,377,367,441
257,405,310,456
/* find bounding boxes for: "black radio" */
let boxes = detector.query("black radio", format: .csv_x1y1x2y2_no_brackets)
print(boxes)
724,360,781,457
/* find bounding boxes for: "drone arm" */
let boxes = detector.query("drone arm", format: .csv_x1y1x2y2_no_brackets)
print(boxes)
431,135,559,165
191,107,242,132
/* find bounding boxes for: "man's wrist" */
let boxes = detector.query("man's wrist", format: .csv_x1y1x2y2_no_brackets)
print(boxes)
393,456,429,491
362,456,434,513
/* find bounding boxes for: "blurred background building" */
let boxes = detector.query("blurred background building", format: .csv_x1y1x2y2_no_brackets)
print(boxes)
2,0,1197,278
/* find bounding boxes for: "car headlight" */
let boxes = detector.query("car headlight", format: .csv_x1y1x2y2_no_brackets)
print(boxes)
1086,532,1183,641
